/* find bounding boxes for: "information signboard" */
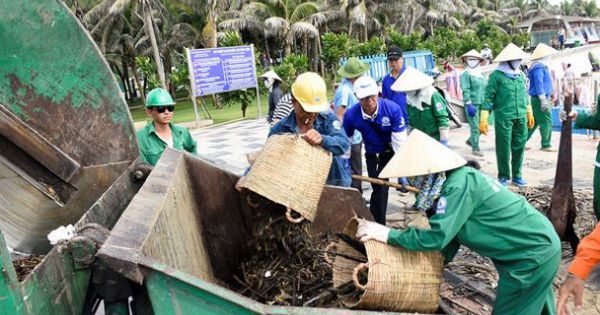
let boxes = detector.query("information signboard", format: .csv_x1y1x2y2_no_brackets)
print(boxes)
186,45,262,127
187,45,258,96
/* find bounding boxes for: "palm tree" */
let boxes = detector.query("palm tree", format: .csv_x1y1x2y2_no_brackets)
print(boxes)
560,0,575,15
83,0,169,89
581,0,599,17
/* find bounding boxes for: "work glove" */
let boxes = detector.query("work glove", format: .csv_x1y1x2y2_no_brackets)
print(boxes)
466,103,477,117
527,105,535,129
560,110,578,122
356,218,390,243
479,110,489,135
398,177,409,193
439,127,449,146
539,95,549,112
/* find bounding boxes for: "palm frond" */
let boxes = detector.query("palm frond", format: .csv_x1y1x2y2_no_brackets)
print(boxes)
288,21,319,39
290,2,319,23
219,17,265,33
306,10,344,27
264,16,290,37
349,1,366,26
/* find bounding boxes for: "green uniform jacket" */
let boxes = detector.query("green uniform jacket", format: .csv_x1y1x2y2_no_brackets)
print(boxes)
137,122,197,165
483,70,528,120
406,91,449,140
575,94,600,139
388,167,560,268
460,71,486,105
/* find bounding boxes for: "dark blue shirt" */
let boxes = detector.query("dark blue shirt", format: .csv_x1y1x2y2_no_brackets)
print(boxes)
381,64,409,124
343,98,406,154
269,111,351,187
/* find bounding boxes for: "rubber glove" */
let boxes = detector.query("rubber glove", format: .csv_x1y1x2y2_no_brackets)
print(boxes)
466,103,477,117
356,218,390,243
539,95,549,112
527,105,535,129
560,110,578,121
439,127,449,146
479,110,489,135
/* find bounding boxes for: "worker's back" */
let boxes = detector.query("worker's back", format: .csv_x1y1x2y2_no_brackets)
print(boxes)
446,167,560,268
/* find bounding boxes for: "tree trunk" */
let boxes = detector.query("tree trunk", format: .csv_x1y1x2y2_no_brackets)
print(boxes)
122,61,136,99
284,31,293,56
111,62,129,100
363,24,368,42
317,34,325,78
349,22,353,38
130,58,145,103
143,1,166,90
264,33,271,63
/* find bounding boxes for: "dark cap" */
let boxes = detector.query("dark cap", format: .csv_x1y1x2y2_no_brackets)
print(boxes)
387,45,403,59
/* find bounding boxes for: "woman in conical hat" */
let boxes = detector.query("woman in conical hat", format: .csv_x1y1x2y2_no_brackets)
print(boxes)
261,70,284,123
479,43,534,187
391,67,450,145
356,129,561,315
526,43,558,151
459,49,487,157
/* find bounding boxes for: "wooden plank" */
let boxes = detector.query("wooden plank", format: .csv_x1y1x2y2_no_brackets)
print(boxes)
0,104,80,182
311,186,374,236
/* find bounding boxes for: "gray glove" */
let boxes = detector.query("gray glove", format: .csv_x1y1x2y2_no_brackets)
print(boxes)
539,95,549,112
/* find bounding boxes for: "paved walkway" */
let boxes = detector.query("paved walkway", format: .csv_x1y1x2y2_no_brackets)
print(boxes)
191,117,600,215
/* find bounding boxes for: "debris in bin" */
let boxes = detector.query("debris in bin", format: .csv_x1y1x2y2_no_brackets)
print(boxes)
12,255,44,281
234,205,339,307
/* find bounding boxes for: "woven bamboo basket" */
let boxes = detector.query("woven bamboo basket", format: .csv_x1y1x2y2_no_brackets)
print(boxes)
329,218,444,313
240,134,332,222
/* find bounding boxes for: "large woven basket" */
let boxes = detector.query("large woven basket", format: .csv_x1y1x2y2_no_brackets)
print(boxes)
330,218,444,313
240,134,332,222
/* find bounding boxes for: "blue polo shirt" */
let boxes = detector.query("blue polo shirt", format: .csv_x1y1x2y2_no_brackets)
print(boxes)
333,78,362,145
269,111,351,187
343,98,406,154
381,64,409,124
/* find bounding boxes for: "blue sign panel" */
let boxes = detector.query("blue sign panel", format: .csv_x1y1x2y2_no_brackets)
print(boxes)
188,46,257,96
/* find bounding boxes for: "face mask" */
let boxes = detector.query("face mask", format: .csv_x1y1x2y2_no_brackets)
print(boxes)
508,60,522,70
264,79,273,90
466,59,480,68
406,90,419,97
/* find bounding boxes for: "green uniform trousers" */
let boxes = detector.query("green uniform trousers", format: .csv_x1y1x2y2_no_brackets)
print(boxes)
465,104,481,151
495,117,527,180
493,250,560,315
526,96,553,149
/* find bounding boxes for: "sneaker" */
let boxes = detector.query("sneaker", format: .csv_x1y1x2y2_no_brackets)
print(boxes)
540,147,557,152
498,178,510,186
472,150,483,157
466,139,472,147
511,177,528,187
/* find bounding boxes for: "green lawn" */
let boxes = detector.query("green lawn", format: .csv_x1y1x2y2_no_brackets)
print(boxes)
129,89,336,125
130,94,264,125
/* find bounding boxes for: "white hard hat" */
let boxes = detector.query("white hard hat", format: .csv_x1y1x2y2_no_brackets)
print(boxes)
353,76,379,99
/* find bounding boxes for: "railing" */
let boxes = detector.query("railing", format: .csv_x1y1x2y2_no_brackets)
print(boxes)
339,50,436,82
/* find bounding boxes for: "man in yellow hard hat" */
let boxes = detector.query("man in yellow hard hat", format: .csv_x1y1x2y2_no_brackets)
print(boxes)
137,88,197,165
235,72,351,189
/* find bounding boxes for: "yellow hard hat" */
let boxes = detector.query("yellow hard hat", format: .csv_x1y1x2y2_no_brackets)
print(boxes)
291,72,329,113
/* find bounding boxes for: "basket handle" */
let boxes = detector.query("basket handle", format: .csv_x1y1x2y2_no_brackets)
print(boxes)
246,194,260,208
352,263,369,291
285,207,305,224
323,242,337,265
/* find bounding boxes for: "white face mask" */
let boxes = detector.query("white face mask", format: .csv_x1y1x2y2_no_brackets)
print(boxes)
508,60,522,70
466,59,481,68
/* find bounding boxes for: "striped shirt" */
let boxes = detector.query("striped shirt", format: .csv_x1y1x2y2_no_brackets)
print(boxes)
273,93,293,121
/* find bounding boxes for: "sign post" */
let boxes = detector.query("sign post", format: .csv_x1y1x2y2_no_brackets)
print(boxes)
186,45,261,126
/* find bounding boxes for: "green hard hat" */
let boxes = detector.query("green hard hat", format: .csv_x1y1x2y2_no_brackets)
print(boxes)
146,88,175,107
338,57,370,79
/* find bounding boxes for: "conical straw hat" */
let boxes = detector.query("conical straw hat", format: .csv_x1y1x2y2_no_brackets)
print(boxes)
530,43,558,60
240,134,332,222
460,49,484,61
494,43,529,62
391,66,433,92
379,129,467,178
260,70,282,82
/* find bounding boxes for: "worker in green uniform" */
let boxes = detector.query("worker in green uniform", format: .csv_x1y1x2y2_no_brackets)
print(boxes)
480,43,534,187
527,43,558,151
562,103,600,220
358,129,561,315
391,66,450,144
136,88,197,165
459,49,487,157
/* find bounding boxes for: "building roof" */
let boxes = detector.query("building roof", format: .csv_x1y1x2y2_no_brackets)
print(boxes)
515,15,600,29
